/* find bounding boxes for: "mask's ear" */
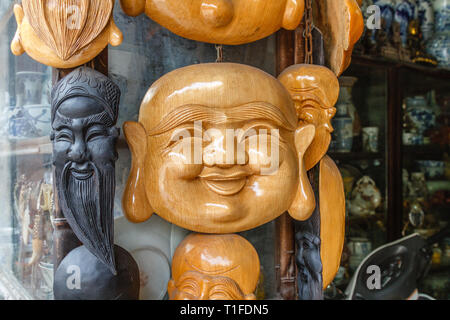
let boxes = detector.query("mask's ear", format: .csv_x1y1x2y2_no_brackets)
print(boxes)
108,19,123,47
120,0,146,17
11,4,25,56
282,0,305,30
122,121,153,223
288,123,316,221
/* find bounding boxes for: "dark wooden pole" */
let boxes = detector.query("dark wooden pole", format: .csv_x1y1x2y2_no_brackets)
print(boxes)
52,48,109,270
275,28,296,300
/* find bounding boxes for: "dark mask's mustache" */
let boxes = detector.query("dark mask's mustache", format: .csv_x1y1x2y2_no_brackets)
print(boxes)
58,161,117,275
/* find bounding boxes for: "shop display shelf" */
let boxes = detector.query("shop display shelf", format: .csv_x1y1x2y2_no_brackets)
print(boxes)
352,55,450,80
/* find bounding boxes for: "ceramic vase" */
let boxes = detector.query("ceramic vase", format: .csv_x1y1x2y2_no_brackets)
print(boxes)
418,0,435,41
405,95,436,136
331,77,357,153
372,0,396,41
15,72,47,106
426,0,450,67
348,238,373,271
394,0,417,46
362,127,380,152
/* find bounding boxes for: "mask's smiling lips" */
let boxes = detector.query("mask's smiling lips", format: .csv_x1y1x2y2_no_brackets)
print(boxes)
70,163,94,180
199,167,252,196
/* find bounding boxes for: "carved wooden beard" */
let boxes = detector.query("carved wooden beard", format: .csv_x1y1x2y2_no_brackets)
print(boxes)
56,159,116,275
22,0,113,60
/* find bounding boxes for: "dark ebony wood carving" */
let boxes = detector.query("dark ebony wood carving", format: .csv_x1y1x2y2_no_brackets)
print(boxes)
50,67,139,299
295,168,323,300
54,245,140,300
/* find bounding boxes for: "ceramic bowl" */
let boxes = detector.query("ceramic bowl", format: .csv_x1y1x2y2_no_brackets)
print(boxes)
114,215,190,300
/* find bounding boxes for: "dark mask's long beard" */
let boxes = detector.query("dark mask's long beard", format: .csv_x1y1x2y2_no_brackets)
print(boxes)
298,265,322,300
57,162,116,275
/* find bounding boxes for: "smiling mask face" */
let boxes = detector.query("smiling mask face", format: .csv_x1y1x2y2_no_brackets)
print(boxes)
168,233,260,300
123,63,316,233
120,0,304,45
278,65,339,170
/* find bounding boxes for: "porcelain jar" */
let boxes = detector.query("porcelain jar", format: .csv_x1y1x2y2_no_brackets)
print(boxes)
405,96,436,135
418,0,435,41
426,0,450,67
394,0,417,46
331,77,357,153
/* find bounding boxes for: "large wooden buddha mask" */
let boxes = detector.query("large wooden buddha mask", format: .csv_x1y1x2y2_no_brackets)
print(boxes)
11,0,123,68
123,63,316,233
278,64,339,170
120,0,305,45
168,234,260,300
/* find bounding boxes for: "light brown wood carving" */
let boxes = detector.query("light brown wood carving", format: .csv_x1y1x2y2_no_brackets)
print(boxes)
278,64,339,171
11,0,123,68
122,63,317,233
313,0,364,76
119,0,305,45
168,233,260,300
320,155,346,289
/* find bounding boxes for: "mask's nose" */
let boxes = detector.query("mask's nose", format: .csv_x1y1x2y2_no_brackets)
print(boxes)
203,136,249,167
200,0,234,28
68,140,88,164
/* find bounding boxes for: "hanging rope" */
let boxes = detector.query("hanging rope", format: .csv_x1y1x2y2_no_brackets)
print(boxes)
215,44,224,63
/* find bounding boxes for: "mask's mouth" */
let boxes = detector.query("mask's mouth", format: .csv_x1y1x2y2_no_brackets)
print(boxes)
199,167,251,196
70,163,94,180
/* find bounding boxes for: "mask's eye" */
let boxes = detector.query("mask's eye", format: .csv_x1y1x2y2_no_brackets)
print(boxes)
86,126,108,142
165,125,204,149
56,130,73,143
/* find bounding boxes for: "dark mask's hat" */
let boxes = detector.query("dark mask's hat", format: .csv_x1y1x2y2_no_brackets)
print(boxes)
51,67,120,125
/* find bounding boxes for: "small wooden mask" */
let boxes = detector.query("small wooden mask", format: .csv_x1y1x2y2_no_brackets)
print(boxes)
119,0,304,45
278,64,339,170
11,0,123,68
122,63,317,233
168,233,260,300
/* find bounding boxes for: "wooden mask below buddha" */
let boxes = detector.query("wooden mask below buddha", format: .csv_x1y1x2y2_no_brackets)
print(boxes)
278,64,340,171
279,64,346,293
11,0,123,68
119,0,304,45
168,233,260,300
122,63,317,233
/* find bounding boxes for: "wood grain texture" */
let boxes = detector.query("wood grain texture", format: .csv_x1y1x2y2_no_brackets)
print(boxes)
319,155,345,289
275,29,297,301
122,63,317,233
312,0,364,76
278,64,339,170
168,233,260,300
120,0,305,45
11,0,122,68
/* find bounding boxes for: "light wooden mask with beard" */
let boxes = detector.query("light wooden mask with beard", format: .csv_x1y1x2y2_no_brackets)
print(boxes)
11,0,123,68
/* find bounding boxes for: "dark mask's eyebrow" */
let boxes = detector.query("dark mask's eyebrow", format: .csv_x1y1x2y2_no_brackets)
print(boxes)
147,102,297,136
52,111,114,130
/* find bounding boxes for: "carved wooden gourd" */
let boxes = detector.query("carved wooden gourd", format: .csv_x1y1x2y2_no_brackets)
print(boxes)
119,0,305,45
122,62,318,234
313,0,364,76
168,233,260,300
11,0,123,68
